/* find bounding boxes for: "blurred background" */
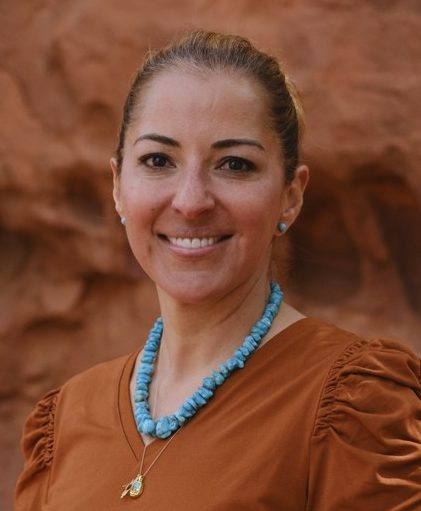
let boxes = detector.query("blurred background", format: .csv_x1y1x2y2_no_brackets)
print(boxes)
1,0,421,507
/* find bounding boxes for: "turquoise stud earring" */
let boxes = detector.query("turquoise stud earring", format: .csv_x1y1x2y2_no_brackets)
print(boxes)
120,216,126,226
278,222,287,233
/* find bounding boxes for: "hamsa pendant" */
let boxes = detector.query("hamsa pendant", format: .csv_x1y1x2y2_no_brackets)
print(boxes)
121,474,144,499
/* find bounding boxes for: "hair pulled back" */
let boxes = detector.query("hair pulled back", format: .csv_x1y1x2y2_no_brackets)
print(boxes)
116,30,304,182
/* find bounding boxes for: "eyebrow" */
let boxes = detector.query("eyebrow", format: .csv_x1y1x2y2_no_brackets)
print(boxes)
212,138,265,151
134,133,265,151
134,133,180,147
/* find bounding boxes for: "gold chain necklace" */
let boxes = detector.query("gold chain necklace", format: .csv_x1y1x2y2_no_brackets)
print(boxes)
121,351,181,499
120,427,181,498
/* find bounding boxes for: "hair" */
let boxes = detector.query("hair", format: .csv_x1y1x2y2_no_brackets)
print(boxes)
115,30,305,182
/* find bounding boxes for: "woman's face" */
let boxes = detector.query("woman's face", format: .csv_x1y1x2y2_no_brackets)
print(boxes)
112,68,307,304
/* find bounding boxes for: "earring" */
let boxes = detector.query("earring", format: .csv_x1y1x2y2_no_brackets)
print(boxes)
277,222,287,233
120,216,126,226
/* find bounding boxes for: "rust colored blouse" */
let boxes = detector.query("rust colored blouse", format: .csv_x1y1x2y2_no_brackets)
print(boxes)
15,318,421,510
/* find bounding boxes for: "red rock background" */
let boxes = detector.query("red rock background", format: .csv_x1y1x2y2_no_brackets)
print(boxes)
1,0,421,507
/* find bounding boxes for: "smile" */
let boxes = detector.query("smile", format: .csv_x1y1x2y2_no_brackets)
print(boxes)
167,236,221,249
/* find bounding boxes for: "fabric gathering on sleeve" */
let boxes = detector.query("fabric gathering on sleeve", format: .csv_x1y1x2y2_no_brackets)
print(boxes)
307,338,421,511
15,387,61,509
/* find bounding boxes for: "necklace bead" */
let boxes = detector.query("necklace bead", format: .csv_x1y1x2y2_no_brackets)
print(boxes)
135,282,283,439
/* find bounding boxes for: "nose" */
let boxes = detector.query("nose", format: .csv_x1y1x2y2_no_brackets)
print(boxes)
171,168,215,219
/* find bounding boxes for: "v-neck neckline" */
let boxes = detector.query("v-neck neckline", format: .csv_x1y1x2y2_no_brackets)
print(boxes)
117,317,319,459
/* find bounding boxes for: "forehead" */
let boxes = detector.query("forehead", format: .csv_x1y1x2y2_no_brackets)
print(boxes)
129,68,276,142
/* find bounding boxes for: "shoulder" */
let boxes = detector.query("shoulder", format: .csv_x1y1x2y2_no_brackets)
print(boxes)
312,329,421,436
60,351,135,397
305,326,421,508
17,351,136,481
277,317,372,377
280,318,420,413
289,317,419,380
18,388,60,480
51,351,138,436
15,387,61,506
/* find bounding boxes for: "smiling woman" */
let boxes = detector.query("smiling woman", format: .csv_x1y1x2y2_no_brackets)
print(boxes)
111,66,306,305
15,30,421,511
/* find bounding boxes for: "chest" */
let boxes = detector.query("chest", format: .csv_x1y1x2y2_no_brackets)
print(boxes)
47,369,320,511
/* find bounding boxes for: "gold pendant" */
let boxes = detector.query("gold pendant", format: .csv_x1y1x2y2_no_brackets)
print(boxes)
121,474,144,499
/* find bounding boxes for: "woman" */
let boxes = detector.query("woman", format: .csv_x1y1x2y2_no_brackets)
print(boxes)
15,30,421,510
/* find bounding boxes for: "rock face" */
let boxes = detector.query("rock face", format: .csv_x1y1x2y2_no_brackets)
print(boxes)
1,1,421,507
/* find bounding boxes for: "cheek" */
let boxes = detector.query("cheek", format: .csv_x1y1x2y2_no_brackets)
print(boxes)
234,186,281,235
120,196,157,256
120,179,164,220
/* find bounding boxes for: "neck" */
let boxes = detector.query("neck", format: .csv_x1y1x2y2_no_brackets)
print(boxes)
155,275,270,380
131,276,305,434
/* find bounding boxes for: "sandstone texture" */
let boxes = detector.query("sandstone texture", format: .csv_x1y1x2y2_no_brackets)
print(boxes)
1,1,421,507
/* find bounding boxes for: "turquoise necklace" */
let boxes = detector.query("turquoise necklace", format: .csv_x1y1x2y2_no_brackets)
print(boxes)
134,281,283,440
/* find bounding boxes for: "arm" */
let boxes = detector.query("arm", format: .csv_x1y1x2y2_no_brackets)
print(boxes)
15,388,60,511
307,339,421,511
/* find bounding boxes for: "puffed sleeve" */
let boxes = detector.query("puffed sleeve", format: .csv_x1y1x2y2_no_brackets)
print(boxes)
15,388,60,510
307,339,421,511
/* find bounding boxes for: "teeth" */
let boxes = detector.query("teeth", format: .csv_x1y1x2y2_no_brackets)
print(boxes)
167,237,219,248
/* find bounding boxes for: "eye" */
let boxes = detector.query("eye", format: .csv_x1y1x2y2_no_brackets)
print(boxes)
139,153,174,169
219,157,256,173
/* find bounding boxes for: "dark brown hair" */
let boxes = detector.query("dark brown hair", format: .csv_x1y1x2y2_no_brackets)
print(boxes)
115,30,304,182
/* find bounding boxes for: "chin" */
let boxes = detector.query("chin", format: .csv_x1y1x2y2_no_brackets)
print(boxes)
155,273,234,305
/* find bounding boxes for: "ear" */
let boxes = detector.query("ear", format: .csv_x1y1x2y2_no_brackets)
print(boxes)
279,164,309,229
110,157,123,215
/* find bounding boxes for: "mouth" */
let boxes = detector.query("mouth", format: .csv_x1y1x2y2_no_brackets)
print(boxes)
158,234,232,249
